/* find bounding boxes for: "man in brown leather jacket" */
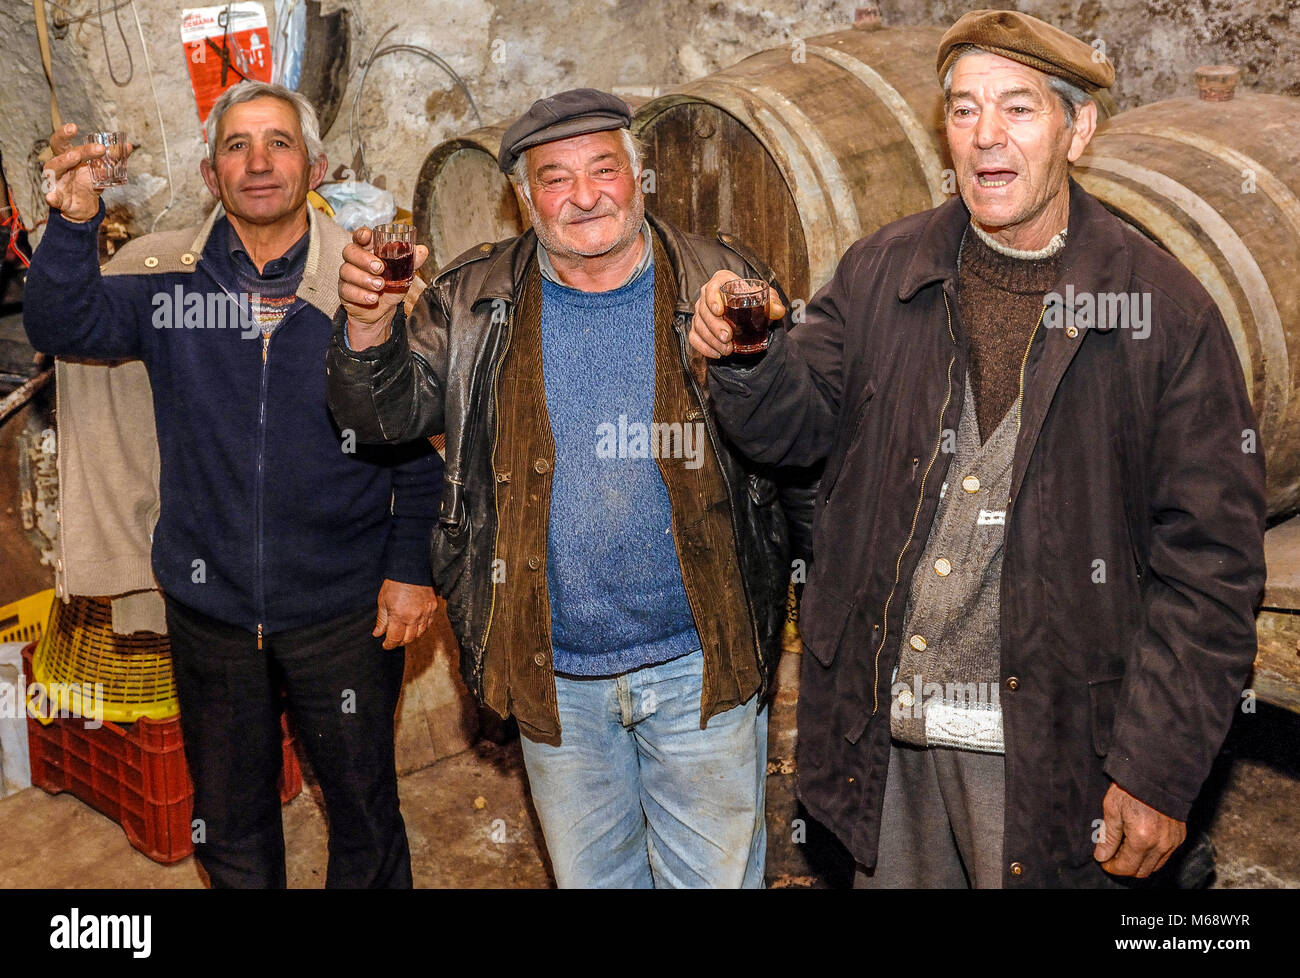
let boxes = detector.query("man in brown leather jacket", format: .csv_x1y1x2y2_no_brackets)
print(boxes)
325,90,791,888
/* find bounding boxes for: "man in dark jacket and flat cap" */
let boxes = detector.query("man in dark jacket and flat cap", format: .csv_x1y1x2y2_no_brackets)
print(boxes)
327,89,792,888
690,9,1266,887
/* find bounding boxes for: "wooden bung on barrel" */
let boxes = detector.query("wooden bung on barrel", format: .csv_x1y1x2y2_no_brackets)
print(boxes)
1074,67,1300,516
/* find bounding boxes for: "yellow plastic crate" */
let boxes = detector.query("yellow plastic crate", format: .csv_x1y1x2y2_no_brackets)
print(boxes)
29,595,179,725
0,588,56,646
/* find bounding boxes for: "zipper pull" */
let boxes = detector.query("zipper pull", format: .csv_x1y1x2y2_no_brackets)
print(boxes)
257,623,263,650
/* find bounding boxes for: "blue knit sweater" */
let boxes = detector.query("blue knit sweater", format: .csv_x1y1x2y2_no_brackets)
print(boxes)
539,264,701,676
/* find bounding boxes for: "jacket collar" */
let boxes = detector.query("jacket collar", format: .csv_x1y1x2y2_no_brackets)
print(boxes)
191,200,347,319
897,177,1132,312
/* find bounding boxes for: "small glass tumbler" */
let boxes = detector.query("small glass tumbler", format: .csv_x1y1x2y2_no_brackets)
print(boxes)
87,131,128,189
720,278,772,354
372,223,416,293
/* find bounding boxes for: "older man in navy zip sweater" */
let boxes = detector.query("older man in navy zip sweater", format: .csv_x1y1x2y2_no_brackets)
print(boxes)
25,83,441,888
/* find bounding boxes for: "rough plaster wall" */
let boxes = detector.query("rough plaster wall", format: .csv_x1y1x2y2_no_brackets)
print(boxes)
877,0,1300,109
0,0,1296,239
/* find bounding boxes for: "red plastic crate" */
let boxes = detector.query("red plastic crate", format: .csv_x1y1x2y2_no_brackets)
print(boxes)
21,643,302,864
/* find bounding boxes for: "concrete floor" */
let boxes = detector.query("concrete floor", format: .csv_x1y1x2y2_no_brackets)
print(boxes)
0,708,1296,889
0,739,554,889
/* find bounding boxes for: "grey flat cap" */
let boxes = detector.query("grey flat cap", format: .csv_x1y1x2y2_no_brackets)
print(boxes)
498,88,633,174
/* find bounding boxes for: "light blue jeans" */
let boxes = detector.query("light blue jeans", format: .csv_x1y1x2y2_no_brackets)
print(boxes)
519,648,768,888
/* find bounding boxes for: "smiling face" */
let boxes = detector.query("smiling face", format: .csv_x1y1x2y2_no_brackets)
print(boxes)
200,96,326,227
521,129,644,264
945,51,1096,249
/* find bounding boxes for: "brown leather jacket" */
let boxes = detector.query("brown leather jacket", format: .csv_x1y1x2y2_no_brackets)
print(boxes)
326,214,793,744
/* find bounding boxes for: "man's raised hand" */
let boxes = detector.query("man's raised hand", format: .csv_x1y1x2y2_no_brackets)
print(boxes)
42,123,132,223
689,269,786,359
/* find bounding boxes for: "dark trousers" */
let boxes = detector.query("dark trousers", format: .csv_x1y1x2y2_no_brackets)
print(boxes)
163,596,412,888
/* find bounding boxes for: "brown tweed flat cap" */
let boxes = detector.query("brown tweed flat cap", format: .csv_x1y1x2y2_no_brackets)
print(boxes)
498,88,633,174
937,9,1115,92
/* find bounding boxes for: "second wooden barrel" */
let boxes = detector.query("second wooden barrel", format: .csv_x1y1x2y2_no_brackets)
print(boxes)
634,24,952,299
1075,86,1300,515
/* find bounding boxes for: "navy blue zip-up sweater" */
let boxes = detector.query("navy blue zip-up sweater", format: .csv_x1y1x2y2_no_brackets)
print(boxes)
24,203,441,634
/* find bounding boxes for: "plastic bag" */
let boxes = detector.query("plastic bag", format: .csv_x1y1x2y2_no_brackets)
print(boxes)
315,181,397,231
271,0,306,91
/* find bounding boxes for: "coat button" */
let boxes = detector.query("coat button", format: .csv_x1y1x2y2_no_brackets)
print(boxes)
180,253,196,265
480,244,493,253
533,653,546,667
897,688,915,708
1065,325,1079,338
527,556,541,570
962,475,980,493
1005,676,1020,692
1010,861,1024,877
909,634,927,652
934,557,952,577
143,256,159,268
533,458,550,474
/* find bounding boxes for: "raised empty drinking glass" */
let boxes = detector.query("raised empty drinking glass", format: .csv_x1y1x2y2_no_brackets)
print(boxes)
87,131,128,189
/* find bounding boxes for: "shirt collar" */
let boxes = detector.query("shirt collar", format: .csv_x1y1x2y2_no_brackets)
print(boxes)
536,218,653,289
225,217,310,280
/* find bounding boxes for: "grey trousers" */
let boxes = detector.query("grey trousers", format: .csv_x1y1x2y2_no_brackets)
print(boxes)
854,741,1005,889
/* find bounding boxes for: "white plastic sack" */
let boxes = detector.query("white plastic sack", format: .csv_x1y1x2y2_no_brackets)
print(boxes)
316,181,398,231
271,0,307,91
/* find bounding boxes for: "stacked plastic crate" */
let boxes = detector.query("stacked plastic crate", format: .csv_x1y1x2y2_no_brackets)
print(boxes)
6,590,301,863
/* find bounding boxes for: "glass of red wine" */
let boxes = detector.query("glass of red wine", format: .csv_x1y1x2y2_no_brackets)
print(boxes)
720,278,772,354
372,223,416,293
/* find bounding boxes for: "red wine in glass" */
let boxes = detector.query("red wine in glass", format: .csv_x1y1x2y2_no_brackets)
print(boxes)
378,241,413,292
721,280,771,353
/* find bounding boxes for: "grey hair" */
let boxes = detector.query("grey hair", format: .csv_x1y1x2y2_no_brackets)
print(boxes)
510,128,644,206
942,49,1093,129
204,81,325,163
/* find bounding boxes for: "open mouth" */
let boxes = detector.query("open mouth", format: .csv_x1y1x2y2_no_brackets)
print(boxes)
976,169,1018,188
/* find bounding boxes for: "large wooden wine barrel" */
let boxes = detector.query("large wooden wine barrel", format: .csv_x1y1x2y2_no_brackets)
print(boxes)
411,124,530,278
1074,80,1300,516
634,24,953,299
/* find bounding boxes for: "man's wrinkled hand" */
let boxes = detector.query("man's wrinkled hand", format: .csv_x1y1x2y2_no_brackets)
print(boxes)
373,579,437,650
42,123,133,223
688,269,786,360
339,226,429,350
1093,781,1186,878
